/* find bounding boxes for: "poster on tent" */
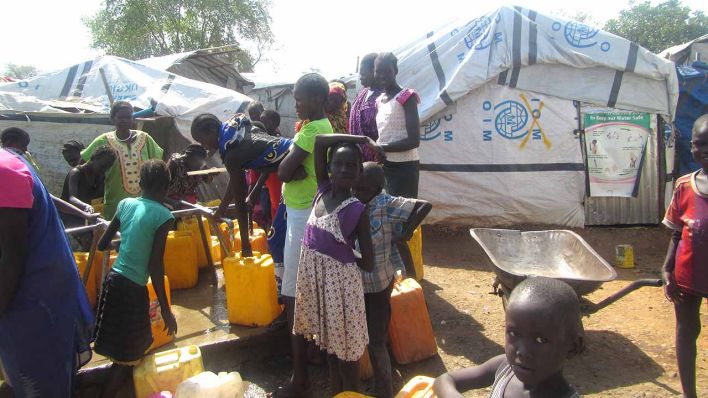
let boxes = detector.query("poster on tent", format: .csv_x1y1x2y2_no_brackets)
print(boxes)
584,112,650,197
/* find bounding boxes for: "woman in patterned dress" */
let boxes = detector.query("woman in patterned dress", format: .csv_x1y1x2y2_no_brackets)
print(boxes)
81,101,164,218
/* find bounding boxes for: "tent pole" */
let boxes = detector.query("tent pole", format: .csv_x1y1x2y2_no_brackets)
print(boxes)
99,67,115,106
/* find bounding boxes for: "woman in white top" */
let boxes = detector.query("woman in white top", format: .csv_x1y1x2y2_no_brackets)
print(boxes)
374,52,421,198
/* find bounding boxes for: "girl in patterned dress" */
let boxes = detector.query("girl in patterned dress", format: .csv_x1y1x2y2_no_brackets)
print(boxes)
292,133,382,394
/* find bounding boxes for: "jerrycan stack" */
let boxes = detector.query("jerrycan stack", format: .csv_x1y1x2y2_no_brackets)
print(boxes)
176,216,212,269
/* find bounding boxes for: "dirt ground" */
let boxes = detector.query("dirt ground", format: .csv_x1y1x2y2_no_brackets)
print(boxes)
234,225,707,397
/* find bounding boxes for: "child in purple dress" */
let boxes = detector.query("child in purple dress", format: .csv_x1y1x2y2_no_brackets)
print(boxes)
292,134,382,395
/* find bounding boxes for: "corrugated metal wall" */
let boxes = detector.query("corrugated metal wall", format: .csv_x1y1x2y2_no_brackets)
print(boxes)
584,114,662,225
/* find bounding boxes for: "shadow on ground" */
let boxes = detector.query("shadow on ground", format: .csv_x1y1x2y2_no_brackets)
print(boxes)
568,330,679,396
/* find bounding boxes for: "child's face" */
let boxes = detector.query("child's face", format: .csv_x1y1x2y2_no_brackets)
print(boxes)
262,116,279,135
354,175,380,203
63,149,82,167
294,87,321,121
504,300,574,387
374,60,397,89
185,155,206,172
194,131,219,153
330,147,361,189
691,123,708,170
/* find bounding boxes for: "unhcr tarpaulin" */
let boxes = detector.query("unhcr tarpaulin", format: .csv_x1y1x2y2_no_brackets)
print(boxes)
0,55,252,138
395,6,679,123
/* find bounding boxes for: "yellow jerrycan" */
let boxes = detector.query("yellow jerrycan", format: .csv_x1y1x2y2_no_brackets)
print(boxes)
177,216,212,268
406,226,424,280
146,276,174,351
163,230,198,289
133,345,204,398
222,252,282,326
73,252,98,309
389,274,438,364
395,375,436,398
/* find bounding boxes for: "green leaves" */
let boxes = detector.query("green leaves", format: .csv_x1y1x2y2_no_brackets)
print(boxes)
603,0,708,53
84,0,273,69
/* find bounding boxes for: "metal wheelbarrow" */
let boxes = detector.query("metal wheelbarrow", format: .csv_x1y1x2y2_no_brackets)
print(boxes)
469,229,663,315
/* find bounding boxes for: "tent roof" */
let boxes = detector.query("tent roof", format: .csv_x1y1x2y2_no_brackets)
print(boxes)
394,5,679,122
0,55,252,138
137,45,253,90
660,34,708,65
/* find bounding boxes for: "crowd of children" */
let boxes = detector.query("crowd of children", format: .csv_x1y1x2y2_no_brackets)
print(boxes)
0,51,706,398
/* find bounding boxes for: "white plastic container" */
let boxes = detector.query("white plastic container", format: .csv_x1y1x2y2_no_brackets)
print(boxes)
174,371,245,398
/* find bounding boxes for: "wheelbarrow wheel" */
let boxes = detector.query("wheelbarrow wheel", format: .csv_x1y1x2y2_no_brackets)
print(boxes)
492,278,513,311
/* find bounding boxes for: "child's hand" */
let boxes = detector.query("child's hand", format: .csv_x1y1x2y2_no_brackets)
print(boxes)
365,137,386,163
663,272,683,303
162,308,178,336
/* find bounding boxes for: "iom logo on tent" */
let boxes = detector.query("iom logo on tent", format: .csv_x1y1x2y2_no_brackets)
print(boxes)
552,21,611,52
421,114,454,141
482,94,552,150
494,101,528,139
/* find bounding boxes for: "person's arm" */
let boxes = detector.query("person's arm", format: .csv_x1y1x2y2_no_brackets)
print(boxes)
0,208,29,317
246,171,270,208
214,177,236,220
149,219,177,335
396,200,432,242
395,240,416,278
223,150,253,257
433,354,506,397
144,133,164,160
51,194,97,221
66,168,93,213
380,97,421,153
662,230,682,302
355,209,374,272
97,216,121,251
277,145,309,182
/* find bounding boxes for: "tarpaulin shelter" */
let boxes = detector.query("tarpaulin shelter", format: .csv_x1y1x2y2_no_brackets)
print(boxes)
137,45,254,92
393,5,678,226
0,55,252,197
660,36,708,176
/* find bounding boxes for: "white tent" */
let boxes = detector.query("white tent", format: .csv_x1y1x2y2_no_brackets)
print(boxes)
0,56,252,196
0,55,252,139
394,6,678,226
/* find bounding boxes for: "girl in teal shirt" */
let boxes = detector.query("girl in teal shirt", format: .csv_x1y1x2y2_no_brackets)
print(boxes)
94,160,177,398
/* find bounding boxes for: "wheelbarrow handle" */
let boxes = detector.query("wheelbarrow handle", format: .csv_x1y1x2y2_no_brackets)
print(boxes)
584,278,663,315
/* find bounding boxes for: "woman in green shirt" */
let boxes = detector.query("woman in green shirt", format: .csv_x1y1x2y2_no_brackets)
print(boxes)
82,101,164,218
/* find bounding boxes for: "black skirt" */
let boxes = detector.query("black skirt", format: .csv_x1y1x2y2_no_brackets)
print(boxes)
93,270,152,363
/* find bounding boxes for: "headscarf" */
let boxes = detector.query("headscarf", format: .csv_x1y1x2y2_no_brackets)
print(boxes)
326,82,349,134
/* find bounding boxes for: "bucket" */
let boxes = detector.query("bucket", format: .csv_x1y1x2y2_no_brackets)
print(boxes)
615,244,635,268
